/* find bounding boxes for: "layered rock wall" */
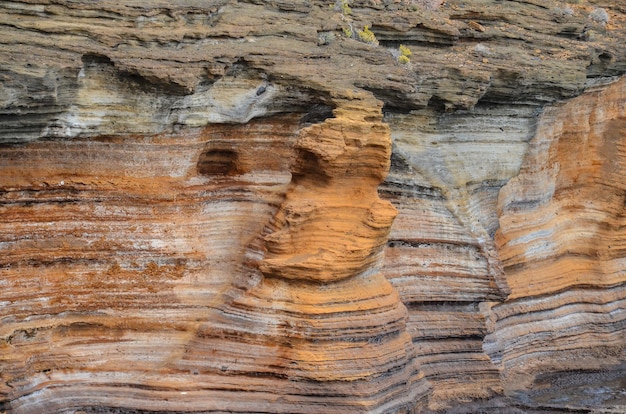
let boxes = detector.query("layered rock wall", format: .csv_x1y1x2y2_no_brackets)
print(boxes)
485,76,626,409
1,0,625,413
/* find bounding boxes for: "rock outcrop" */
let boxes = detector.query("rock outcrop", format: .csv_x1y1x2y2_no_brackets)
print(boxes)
485,76,626,410
1,1,625,413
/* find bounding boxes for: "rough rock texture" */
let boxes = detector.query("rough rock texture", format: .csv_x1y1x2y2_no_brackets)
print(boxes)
485,76,626,410
1,0,625,413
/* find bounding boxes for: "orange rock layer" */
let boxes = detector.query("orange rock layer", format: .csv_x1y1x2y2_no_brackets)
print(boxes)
486,77,626,408
1,99,431,412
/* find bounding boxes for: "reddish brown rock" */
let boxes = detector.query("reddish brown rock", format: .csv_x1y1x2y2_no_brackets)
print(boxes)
1,1,625,413
485,77,626,409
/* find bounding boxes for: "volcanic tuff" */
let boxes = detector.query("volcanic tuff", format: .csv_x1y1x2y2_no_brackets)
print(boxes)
0,0,625,413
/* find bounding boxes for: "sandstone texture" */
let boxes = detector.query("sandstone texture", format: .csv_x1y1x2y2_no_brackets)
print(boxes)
1,1,625,413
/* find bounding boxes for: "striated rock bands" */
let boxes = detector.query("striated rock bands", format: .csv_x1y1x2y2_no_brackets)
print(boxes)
0,116,299,411
485,77,626,409
1,0,626,413
176,99,430,412
380,104,531,407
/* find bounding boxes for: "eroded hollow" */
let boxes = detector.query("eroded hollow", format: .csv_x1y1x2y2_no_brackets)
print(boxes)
299,104,334,126
197,149,241,176
290,148,331,186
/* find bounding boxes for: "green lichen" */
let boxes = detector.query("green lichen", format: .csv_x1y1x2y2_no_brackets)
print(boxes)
357,25,378,46
331,0,351,15
398,44,412,64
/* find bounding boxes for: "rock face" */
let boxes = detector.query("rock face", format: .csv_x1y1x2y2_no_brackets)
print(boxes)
486,76,626,409
1,1,625,413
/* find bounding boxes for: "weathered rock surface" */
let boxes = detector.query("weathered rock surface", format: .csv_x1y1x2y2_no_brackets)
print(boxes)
1,0,625,413
485,76,626,410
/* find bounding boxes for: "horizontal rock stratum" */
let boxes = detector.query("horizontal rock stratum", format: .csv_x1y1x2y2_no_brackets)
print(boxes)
1,1,625,413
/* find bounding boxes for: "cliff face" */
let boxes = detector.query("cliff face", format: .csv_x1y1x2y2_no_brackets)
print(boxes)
486,77,626,408
1,1,625,413
383,76,626,411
